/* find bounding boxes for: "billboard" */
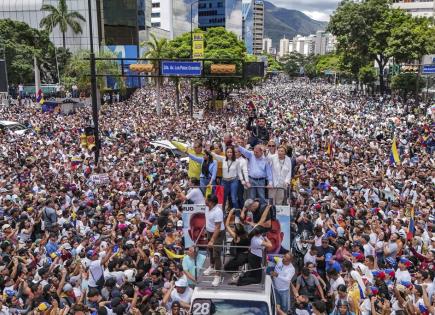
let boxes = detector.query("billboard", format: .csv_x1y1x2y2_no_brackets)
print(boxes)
105,45,140,88
192,32,204,59
182,204,290,254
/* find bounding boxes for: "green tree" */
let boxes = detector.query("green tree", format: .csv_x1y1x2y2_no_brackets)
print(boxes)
282,52,304,77
358,65,377,94
391,73,425,102
329,0,396,94
40,0,86,49
315,54,340,74
62,49,124,92
142,33,170,116
387,16,435,95
0,19,66,85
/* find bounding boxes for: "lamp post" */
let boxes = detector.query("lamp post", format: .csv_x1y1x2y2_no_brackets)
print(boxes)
190,0,199,117
87,0,100,164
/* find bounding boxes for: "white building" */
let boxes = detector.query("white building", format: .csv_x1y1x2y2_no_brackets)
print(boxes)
314,31,336,55
392,0,434,18
262,37,272,54
253,0,264,55
279,37,289,57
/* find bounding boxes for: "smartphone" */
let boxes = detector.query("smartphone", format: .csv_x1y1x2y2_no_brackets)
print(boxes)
113,245,119,253
268,198,273,206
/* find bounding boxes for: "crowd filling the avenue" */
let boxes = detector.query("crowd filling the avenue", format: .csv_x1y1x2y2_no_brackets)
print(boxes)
0,76,434,315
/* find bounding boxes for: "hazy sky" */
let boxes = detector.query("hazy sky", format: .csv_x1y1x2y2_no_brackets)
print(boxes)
268,0,340,21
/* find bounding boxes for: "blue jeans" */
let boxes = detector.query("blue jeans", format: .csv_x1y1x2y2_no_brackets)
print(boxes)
275,288,289,312
200,177,214,195
222,178,239,210
248,178,266,204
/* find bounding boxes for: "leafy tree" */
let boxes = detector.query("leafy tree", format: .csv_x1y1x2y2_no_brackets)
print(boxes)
329,0,398,94
142,33,170,116
387,16,435,95
62,50,123,92
0,19,67,85
359,65,377,94
281,52,304,77
315,54,340,74
40,0,86,49
391,73,425,102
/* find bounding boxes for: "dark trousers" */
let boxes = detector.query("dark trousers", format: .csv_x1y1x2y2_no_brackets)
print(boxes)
237,180,245,209
237,253,262,285
207,230,225,272
224,252,248,272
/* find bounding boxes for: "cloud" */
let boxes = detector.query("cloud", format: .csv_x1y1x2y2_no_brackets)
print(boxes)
269,0,340,21
302,10,332,22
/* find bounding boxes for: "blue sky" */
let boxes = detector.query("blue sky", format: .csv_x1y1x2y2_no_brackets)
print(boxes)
268,0,340,21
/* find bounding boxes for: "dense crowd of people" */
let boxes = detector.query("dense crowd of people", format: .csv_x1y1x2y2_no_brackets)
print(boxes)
0,76,434,315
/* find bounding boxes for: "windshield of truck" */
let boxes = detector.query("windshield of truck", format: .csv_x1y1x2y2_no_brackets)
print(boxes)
191,299,269,315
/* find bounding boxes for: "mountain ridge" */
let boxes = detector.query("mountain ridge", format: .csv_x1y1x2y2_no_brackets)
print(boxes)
263,1,328,49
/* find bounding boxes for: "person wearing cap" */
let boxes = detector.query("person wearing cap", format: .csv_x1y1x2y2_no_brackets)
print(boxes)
395,258,412,283
162,278,193,311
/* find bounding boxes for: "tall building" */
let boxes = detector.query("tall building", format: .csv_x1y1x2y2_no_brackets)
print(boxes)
242,0,254,54
262,37,272,54
289,32,335,56
392,0,434,18
314,31,336,55
0,0,99,52
198,0,243,39
279,37,289,57
252,0,264,55
150,0,196,39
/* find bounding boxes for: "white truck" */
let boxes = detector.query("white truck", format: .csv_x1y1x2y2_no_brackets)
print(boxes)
190,275,277,315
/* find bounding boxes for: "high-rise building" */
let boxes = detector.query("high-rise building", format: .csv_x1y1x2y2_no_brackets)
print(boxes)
0,0,99,52
290,32,335,56
279,37,289,57
392,0,434,18
198,0,243,39
242,0,254,54
150,0,196,39
262,37,272,54
252,0,264,55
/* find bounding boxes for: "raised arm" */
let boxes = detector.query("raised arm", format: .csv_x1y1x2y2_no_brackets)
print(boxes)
236,145,253,159
225,209,237,239
211,152,225,162
188,153,204,164
210,160,218,183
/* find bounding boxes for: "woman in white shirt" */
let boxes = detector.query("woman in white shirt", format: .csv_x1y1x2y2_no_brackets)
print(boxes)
211,146,243,209
268,145,292,205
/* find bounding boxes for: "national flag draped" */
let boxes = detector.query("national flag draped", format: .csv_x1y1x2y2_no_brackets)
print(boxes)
407,207,415,240
390,137,401,165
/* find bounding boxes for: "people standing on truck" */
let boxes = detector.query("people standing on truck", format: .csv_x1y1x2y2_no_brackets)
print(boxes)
203,194,225,287
237,226,273,286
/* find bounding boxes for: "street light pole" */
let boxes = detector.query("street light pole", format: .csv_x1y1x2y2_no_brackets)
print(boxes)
87,0,100,164
190,0,199,117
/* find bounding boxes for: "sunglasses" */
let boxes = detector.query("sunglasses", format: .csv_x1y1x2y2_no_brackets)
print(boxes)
268,145,276,147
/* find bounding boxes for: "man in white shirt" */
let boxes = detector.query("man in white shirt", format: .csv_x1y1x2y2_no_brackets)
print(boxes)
166,278,193,310
361,235,375,257
271,253,295,313
203,194,225,287
177,178,205,205
395,257,412,283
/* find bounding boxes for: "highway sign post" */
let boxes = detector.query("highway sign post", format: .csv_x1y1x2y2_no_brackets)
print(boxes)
161,61,202,76
422,65,435,75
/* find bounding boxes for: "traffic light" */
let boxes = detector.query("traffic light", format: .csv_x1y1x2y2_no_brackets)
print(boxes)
129,64,154,73
210,64,236,74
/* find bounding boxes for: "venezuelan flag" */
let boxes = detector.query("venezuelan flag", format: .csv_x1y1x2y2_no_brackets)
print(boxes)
389,137,400,165
407,207,415,240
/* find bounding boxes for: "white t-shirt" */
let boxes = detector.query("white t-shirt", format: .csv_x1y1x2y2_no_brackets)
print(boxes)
363,243,375,257
205,205,224,233
395,268,411,283
186,188,205,205
330,276,345,293
88,260,103,287
250,235,264,257
170,287,193,306
304,251,317,266
273,259,295,291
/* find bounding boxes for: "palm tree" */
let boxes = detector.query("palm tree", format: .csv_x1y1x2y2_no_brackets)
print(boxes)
142,33,169,116
40,0,86,49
